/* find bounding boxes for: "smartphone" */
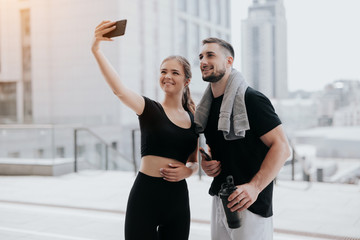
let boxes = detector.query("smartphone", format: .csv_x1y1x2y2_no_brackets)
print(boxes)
199,149,212,161
104,19,127,38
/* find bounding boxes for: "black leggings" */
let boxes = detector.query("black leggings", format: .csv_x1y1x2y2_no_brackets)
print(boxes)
124,172,190,240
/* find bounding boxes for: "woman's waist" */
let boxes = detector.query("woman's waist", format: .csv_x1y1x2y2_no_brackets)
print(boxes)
140,155,185,177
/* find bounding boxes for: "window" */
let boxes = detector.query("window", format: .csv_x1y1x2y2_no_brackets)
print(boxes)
200,0,211,21
214,0,221,24
189,0,199,16
178,19,188,58
252,26,260,56
21,9,32,122
252,26,260,90
178,0,187,12
0,82,17,123
23,81,32,122
225,0,231,27
190,23,200,66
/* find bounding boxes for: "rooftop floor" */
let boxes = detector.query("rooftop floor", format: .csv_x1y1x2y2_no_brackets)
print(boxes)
0,171,359,240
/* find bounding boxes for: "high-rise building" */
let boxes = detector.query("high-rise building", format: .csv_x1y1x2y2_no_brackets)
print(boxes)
241,0,288,99
0,0,231,125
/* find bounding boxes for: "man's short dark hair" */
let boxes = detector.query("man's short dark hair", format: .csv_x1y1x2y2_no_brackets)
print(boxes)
202,37,235,59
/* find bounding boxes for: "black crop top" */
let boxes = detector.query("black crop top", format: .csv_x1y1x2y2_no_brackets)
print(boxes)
138,97,198,164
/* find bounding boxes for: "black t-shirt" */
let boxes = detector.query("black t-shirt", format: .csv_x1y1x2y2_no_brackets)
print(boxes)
139,96,198,164
204,87,281,217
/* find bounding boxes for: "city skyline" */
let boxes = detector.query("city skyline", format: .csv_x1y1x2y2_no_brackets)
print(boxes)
231,0,360,92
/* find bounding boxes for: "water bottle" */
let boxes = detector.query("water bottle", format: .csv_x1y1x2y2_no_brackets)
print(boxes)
218,175,241,229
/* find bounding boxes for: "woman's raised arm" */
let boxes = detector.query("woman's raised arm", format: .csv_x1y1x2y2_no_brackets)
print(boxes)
91,21,144,115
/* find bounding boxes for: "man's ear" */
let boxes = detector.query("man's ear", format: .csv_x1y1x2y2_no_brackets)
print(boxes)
226,56,234,66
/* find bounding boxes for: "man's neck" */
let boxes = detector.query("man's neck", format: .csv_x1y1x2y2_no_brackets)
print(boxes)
210,68,232,98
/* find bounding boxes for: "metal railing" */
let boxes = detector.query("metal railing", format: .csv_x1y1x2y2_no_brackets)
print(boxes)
74,127,136,174
0,124,136,174
0,124,69,160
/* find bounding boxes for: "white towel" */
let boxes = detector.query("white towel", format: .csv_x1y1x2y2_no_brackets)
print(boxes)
194,68,250,140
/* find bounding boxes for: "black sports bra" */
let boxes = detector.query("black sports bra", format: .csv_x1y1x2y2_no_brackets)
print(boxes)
138,97,198,164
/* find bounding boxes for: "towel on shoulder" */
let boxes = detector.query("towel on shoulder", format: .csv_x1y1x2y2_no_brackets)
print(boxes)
194,68,250,140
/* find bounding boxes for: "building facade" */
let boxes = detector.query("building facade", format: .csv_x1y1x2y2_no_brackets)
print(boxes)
272,97,318,137
333,103,360,126
0,0,231,161
318,79,360,126
0,0,231,126
241,0,288,99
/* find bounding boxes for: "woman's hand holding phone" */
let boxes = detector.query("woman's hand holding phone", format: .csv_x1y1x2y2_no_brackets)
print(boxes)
92,21,116,53
92,20,127,53
103,20,127,38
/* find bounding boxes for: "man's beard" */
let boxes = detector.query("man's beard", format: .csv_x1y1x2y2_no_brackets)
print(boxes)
202,68,226,83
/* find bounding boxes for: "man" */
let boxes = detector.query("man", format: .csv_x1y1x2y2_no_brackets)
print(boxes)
195,37,290,240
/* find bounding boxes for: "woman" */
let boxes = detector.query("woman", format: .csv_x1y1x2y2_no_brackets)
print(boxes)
92,21,199,240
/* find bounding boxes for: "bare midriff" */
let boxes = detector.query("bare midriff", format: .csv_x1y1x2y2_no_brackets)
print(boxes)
139,155,184,177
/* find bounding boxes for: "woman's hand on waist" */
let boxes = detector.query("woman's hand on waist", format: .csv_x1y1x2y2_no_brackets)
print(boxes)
160,163,192,182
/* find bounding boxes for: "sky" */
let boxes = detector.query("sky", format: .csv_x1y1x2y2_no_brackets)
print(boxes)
231,0,360,92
